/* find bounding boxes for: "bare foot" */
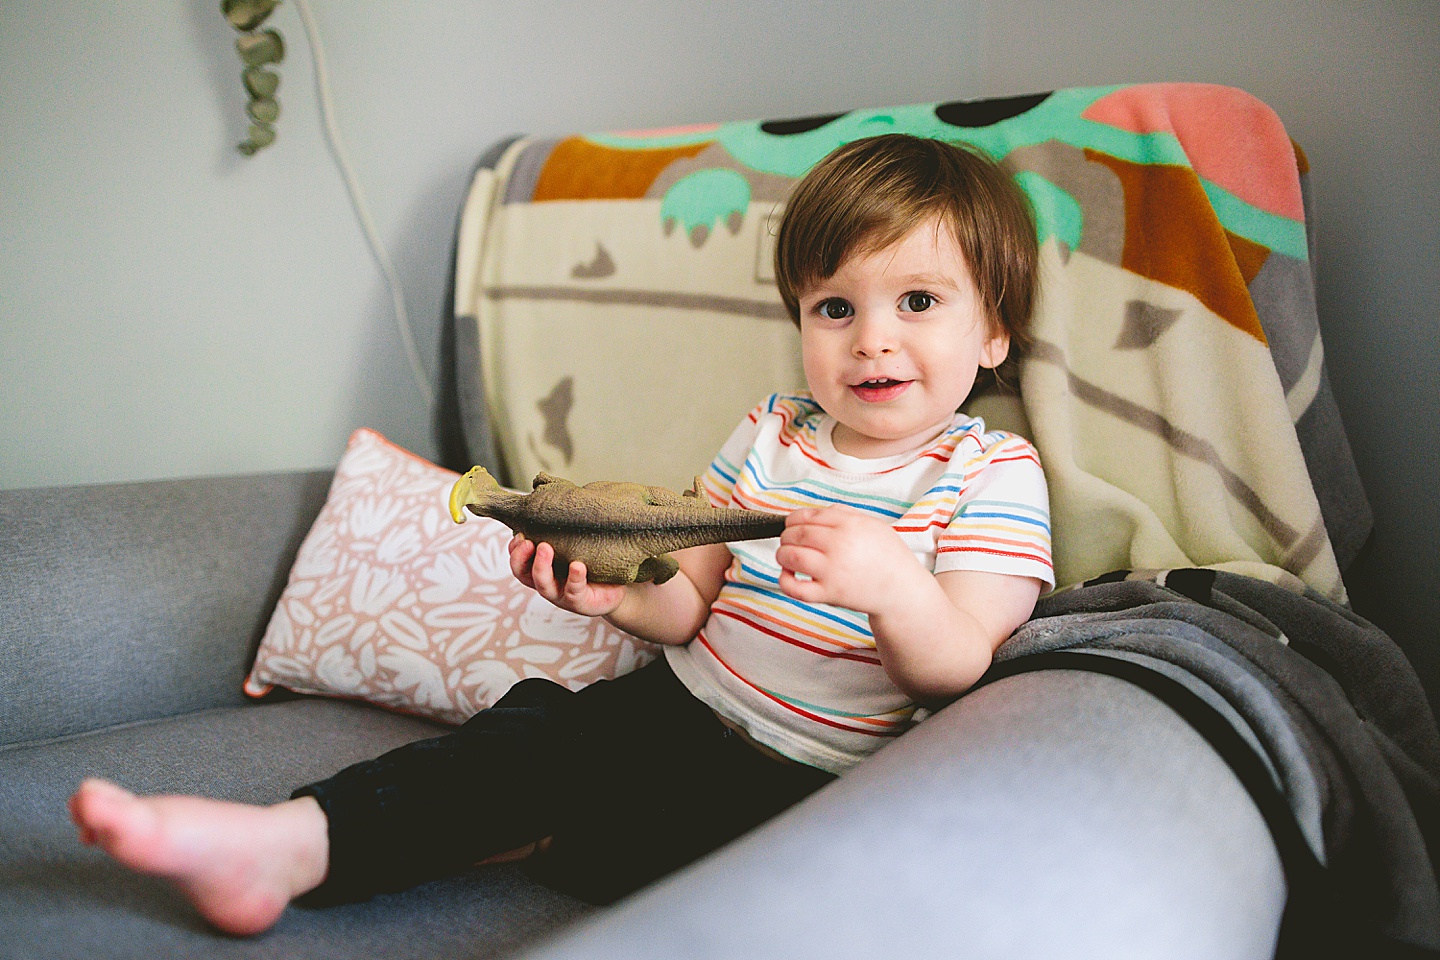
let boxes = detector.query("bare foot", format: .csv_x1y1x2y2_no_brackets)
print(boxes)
69,778,329,936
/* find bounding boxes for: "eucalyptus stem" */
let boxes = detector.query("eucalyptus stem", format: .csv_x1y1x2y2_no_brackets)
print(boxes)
223,0,284,155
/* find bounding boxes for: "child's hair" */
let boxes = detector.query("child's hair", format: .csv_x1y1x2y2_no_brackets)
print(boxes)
773,133,1039,358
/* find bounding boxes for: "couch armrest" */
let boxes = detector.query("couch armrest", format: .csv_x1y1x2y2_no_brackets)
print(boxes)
522,669,1286,960
0,469,332,747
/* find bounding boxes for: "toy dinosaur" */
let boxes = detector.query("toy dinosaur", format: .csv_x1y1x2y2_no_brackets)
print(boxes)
448,467,787,585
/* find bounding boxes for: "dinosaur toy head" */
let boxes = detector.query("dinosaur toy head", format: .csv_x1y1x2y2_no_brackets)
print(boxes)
448,466,510,524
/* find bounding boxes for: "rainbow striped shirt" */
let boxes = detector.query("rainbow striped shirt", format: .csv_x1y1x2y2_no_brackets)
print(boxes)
665,393,1053,773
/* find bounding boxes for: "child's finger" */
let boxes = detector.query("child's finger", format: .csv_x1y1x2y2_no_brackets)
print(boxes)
562,561,590,599
785,507,821,527
508,537,536,585
780,522,836,555
777,567,825,604
786,507,847,530
531,542,562,597
785,507,858,536
798,504,855,521
775,542,824,577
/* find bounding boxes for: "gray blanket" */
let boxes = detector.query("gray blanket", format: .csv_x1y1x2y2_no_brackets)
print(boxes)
983,569,1440,957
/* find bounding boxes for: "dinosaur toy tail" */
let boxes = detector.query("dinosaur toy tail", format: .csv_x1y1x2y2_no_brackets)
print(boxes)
449,466,506,524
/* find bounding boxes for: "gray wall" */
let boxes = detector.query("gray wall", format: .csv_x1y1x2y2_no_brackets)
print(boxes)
2,3,1435,677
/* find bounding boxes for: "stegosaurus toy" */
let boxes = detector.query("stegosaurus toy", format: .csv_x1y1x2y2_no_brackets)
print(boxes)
449,467,786,585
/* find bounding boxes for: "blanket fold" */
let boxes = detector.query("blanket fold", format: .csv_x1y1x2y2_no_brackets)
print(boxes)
985,571,1440,956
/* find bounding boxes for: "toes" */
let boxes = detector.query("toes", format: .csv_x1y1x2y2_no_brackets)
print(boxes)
70,782,169,872
70,779,122,831
76,780,137,830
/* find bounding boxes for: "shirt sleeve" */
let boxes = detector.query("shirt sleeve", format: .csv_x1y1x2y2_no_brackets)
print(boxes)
698,396,771,507
935,434,1054,587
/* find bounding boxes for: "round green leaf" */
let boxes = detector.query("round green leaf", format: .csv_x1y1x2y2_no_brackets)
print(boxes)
246,97,280,124
236,29,284,66
222,0,279,32
237,123,276,155
243,67,280,99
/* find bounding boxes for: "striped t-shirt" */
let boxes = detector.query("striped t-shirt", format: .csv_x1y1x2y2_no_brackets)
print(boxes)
665,393,1054,774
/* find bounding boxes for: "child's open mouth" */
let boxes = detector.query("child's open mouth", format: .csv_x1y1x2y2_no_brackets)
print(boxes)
850,378,911,402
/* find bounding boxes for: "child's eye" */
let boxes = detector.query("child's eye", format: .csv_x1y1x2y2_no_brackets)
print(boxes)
901,292,934,313
816,298,854,320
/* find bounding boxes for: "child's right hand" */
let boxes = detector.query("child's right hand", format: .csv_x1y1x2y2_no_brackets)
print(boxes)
508,535,628,618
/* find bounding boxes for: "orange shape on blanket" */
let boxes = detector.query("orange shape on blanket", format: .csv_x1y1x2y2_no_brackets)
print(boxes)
1085,149,1267,344
533,137,713,202
1291,139,1310,176
1225,229,1272,287
1082,83,1305,223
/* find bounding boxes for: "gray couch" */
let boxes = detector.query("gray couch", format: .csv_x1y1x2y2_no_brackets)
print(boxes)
1,469,1287,959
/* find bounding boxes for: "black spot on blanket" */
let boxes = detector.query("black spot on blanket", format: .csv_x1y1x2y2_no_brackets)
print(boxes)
759,112,847,136
935,93,1051,128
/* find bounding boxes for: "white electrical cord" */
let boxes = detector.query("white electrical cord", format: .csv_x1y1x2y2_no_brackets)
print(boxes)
291,0,435,410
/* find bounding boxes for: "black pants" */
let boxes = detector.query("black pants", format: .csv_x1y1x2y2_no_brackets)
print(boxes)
294,656,835,905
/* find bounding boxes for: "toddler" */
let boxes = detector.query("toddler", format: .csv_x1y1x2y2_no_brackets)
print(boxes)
68,132,1053,935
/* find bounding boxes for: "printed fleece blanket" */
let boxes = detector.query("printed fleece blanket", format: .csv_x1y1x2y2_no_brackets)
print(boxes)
448,82,1371,603
988,570,1440,957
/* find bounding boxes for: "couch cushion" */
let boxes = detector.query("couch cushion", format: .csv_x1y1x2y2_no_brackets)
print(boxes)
0,698,590,959
0,470,332,746
521,670,1285,960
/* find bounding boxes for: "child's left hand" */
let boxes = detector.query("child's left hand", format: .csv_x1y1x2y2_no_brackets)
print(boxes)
774,506,921,614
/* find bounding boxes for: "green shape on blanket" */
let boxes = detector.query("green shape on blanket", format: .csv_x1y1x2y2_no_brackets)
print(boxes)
660,168,752,244
586,82,1302,274
1203,180,1309,260
716,104,947,175
587,90,1135,174
1015,171,1084,253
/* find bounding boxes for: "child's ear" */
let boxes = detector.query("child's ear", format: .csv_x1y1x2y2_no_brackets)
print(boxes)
980,329,1011,370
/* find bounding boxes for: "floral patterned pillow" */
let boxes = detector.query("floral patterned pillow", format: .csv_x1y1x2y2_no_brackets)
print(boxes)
245,429,657,724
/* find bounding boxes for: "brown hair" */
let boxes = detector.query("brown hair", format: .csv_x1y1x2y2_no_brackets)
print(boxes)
773,134,1038,358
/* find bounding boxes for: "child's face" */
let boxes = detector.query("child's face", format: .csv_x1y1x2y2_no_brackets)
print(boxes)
797,216,1010,460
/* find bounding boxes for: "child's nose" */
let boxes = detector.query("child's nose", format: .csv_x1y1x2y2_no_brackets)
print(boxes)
850,314,897,358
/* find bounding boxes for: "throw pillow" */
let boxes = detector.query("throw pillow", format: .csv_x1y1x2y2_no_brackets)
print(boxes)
244,429,658,724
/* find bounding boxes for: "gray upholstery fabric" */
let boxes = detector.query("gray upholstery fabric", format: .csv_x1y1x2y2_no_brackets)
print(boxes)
0,470,332,745
0,667,1287,959
520,670,1287,960
0,471,1288,959
0,698,590,959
